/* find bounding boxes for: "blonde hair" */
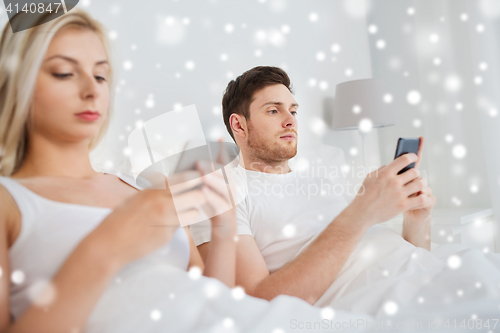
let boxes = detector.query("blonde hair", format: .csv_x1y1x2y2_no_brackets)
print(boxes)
0,9,115,176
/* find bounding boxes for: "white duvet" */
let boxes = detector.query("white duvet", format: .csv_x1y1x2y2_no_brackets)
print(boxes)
85,260,374,333
313,225,500,332
85,224,500,333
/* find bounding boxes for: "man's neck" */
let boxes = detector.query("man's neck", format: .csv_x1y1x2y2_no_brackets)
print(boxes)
238,153,291,174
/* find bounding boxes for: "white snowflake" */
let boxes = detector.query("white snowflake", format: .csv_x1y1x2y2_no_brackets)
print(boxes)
383,301,399,315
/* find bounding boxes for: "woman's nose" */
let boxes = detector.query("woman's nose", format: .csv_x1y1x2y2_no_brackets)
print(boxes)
80,73,100,100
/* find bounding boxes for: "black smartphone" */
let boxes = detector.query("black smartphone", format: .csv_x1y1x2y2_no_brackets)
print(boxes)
174,141,239,173
394,138,420,175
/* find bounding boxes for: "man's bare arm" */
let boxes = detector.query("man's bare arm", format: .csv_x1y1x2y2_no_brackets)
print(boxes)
200,154,426,304
239,205,369,304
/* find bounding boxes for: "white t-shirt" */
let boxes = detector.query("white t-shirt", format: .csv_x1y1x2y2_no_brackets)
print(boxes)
190,164,351,273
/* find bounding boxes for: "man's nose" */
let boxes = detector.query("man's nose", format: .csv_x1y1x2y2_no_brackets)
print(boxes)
283,112,297,128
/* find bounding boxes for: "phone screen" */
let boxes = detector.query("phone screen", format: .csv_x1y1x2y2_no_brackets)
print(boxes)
394,138,420,175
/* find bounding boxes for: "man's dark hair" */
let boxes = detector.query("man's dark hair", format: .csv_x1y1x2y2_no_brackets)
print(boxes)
222,66,293,142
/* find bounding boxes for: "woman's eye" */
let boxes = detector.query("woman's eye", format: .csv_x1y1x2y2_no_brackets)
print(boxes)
53,73,72,79
269,110,278,114
291,111,297,116
95,76,106,82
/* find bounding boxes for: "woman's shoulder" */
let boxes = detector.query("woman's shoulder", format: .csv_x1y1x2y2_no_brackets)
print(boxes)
0,178,19,217
0,181,21,248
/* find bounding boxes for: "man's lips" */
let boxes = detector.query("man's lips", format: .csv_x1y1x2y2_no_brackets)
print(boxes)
280,133,296,140
75,111,100,121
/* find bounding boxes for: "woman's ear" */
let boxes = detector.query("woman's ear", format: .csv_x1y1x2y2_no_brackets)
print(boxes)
229,114,247,141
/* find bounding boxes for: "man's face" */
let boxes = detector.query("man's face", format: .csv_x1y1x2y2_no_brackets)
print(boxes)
245,84,298,163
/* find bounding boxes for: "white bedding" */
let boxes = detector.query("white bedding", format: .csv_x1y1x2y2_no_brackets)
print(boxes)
85,224,500,333
85,260,374,333
313,224,500,332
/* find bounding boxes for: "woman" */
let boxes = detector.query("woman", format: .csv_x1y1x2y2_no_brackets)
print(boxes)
0,8,240,332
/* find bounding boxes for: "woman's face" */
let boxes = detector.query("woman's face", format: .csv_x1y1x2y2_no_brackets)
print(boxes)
32,27,110,145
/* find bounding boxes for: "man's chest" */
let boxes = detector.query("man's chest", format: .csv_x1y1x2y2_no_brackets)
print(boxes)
245,182,349,244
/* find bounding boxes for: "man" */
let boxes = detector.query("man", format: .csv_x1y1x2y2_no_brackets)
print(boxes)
190,66,436,305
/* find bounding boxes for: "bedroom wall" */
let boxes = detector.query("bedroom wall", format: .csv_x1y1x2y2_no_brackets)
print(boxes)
0,0,376,186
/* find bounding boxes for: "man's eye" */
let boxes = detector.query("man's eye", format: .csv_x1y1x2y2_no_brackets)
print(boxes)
53,73,73,78
269,110,278,114
291,111,297,116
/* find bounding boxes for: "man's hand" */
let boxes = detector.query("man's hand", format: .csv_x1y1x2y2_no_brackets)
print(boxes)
402,137,436,250
348,151,429,229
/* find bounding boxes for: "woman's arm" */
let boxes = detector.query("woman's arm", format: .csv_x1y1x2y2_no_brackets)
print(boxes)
0,184,122,333
2,189,187,333
0,188,16,332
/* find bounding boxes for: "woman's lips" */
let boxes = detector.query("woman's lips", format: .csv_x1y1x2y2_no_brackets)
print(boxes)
75,111,100,121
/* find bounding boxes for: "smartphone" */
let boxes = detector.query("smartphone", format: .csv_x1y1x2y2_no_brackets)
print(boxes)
394,138,420,175
174,141,239,173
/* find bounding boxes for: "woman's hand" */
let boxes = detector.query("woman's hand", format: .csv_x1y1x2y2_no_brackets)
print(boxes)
167,167,236,234
90,186,206,268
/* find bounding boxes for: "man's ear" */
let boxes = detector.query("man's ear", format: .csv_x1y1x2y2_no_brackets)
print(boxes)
229,113,247,141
